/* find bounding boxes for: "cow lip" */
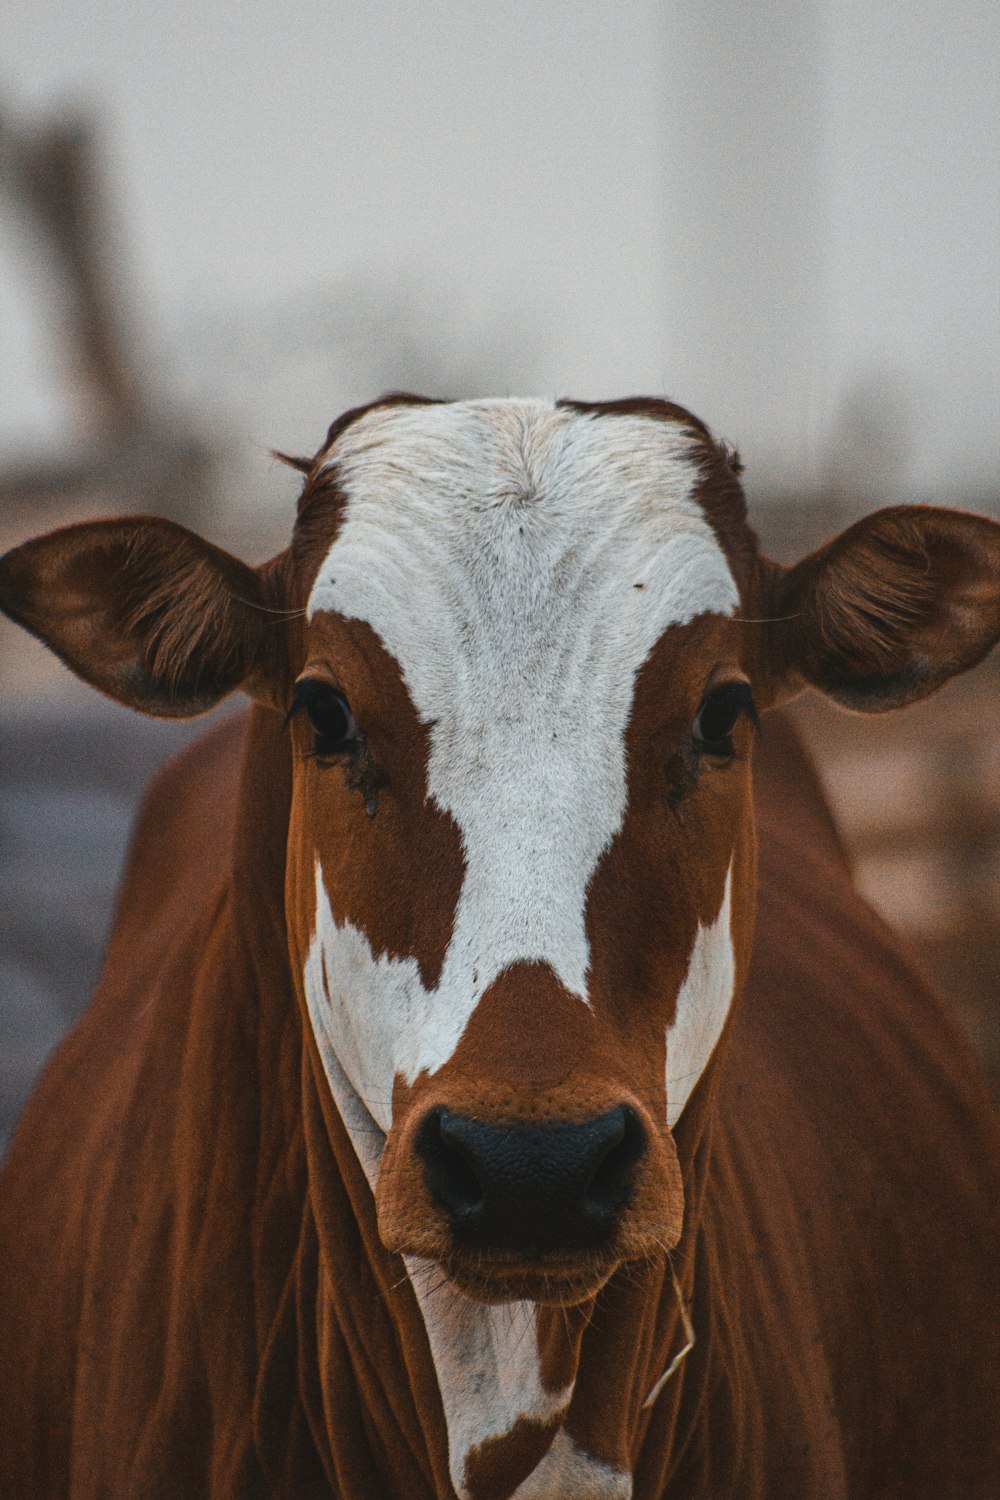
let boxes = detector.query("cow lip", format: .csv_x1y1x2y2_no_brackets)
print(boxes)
434,1253,618,1306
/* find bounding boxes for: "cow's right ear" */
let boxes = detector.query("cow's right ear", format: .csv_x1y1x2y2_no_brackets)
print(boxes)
0,517,288,717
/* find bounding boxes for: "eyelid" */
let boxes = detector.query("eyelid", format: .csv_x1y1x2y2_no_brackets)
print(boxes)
700,673,758,725
717,681,758,726
284,672,348,729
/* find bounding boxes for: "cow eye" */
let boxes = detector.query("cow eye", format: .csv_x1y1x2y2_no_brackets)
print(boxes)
288,679,358,757
693,681,757,758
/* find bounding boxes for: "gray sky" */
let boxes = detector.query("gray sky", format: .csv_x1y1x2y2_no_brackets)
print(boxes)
2,0,997,505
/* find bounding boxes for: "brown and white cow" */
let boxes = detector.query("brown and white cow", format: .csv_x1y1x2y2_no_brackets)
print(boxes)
1,394,999,1500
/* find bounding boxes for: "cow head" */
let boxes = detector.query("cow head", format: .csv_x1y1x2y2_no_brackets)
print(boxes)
282,396,766,1309
3,395,999,1315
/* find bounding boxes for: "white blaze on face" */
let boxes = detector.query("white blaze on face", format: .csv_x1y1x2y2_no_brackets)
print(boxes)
666,864,736,1128
305,398,738,1104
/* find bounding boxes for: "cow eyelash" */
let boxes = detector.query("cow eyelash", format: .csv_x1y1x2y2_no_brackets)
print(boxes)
286,678,360,760
692,681,758,760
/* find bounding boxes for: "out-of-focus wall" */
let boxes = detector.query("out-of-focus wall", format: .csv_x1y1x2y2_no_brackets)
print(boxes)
822,0,998,504
659,0,999,503
3,0,998,523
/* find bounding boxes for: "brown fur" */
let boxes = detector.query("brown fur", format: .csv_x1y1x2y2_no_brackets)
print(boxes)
287,613,465,993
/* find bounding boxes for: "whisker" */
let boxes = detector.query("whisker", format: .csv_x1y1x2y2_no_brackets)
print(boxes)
732,611,801,624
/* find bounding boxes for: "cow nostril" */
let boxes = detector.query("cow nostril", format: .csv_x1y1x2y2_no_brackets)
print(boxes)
585,1105,646,1217
416,1107,486,1222
415,1103,647,1253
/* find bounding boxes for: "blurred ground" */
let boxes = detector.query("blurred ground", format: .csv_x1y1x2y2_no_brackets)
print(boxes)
0,696,205,1147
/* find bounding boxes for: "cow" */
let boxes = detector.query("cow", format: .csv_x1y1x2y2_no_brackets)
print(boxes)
0,393,998,1500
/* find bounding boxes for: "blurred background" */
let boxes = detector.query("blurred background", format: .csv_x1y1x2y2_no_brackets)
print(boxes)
1,0,998,1147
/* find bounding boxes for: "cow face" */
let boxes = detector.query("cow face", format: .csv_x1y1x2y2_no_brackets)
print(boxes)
282,397,762,1303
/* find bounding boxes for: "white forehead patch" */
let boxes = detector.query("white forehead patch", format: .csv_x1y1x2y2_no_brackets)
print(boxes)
306,398,738,1081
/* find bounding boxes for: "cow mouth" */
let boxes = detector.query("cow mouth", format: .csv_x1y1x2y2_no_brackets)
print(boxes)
378,1096,685,1304
433,1249,620,1306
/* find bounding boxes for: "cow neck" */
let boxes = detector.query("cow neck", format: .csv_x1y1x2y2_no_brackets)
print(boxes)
228,706,303,1179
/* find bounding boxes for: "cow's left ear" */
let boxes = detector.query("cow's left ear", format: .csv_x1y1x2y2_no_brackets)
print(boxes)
0,517,288,717
764,505,1000,711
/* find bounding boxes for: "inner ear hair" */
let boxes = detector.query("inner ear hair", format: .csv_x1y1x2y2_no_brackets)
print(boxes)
765,505,1000,712
0,517,286,718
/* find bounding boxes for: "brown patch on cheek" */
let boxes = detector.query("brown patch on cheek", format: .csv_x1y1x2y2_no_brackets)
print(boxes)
285,782,322,986
585,621,755,1074
340,731,387,817
292,614,465,992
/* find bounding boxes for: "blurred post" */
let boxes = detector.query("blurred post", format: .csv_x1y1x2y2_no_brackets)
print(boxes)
0,100,209,522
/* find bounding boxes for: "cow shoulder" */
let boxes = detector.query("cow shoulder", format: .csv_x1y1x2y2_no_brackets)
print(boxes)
107,708,249,966
709,714,1000,1494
